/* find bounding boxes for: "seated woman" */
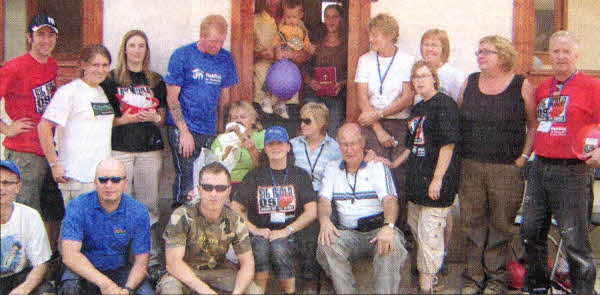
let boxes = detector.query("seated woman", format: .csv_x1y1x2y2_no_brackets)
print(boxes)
231,126,317,295
384,60,460,292
210,100,265,194
289,102,342,290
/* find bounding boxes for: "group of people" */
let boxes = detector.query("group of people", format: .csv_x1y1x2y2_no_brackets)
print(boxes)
1,1,599,295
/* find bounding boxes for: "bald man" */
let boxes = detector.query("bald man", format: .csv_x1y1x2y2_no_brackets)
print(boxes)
58,158,153,295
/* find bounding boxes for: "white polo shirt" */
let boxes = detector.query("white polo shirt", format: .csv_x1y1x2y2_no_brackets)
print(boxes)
320,160,397,229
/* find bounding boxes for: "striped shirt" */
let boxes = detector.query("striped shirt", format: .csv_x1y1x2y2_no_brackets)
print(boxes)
290,135,342,192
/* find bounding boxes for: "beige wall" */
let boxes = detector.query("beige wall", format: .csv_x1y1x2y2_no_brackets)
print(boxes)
4,0,27,61
568,0,600,70
103,0,232,75
371,0,513,75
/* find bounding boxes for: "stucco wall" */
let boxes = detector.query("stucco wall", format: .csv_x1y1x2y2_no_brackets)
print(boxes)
371,0,514,75
568,0,600,70
103,0,232,75
4,0,27,61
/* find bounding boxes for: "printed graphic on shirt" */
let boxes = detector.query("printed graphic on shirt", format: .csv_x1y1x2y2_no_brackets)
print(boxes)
116,85,153,97
91,102,115,116
257,185,297,214
191,68,222,85
537,96,569,123
408,116,426,157
32,80,56,114
1,236,23,274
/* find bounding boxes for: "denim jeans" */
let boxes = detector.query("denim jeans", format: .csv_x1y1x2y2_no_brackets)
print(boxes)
520,158,596,293
303,88,346,138
58,267,154,295
167,125,214,207
251,235,296,279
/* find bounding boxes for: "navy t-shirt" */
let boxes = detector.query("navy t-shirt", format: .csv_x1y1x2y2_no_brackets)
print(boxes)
164,43,238,135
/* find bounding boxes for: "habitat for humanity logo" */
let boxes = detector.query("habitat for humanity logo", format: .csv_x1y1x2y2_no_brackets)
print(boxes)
192,68,204,80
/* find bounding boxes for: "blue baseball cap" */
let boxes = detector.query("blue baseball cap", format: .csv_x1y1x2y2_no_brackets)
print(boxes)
0,160,21,179
264,126,289,145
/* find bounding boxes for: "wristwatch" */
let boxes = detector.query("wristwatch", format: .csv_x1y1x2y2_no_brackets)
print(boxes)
386,223,394,229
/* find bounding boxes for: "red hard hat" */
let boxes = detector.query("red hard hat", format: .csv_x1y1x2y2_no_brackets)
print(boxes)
572,123,600,160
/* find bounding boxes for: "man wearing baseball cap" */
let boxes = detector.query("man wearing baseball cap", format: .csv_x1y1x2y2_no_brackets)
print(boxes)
0,13,63,253
1,160,53,295
231,126,317,294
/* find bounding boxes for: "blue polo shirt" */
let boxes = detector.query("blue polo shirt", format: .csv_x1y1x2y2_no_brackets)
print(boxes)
290,135,342,192
164,43,238,135
61,191,150,271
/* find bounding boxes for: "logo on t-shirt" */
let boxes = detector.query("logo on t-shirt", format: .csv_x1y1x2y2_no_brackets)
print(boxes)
537,96,569,123
191,68,222,85
91,102,115,116
408,116,426,157
32,80,56,114
257,185,296,214
116,85,152,97
1,236,23,274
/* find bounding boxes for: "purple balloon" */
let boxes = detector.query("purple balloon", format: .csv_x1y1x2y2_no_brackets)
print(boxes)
265,58,302,100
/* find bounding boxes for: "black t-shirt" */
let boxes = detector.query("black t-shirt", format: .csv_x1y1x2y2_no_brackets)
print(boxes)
100,70,167,152
404,92,460,207
233,165,317,230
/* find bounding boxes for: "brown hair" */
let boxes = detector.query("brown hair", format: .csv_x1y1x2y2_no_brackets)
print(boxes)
283,0,303,10
409,60,440,92
368,14,399,44
420,28,450,63
79,44,111,77
479,35,516,72
198,162,231,186
113,30,159,88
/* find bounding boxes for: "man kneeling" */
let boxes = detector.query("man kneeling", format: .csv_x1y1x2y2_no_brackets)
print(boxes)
58,158,153,295
156,162,262,294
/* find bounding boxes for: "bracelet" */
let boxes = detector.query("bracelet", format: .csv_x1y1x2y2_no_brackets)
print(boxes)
520,153,530,160
379,111,384,119
49,162,58,168
287,226,295,235
154,115,161,123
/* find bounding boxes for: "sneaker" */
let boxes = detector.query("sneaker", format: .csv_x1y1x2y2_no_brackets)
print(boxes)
461,284,481,295
483,284,505,294
273,101,289,119
260,96,274,114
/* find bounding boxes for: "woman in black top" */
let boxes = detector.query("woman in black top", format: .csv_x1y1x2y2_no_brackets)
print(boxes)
100,29,167,277
457,35,536,294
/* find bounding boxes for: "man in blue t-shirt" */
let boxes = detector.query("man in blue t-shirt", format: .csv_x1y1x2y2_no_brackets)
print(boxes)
164,14,239,207
58,158,153,295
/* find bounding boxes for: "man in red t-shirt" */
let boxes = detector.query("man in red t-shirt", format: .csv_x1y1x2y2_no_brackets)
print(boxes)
0,13,62,252
520,30,600,294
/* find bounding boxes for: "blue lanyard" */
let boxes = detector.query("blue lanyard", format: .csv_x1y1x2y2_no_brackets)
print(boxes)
269,167,288,187
303,140,326,182
376,47,398,95
549,70,577,100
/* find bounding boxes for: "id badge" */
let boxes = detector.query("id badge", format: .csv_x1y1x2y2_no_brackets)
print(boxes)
537,121,552,133
270,212,286,224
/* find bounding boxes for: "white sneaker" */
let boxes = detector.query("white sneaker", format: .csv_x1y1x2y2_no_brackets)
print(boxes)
260,96,274,114
273,101,289,119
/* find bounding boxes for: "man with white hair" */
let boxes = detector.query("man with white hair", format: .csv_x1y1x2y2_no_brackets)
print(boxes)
520,30,600,294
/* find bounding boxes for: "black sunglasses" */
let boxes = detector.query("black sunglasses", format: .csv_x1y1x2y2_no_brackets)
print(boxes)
97,176,126,184
300,118,312,125
200,184,229,192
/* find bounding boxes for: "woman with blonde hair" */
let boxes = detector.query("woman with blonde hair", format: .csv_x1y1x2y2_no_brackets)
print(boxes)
458,35,536,294
100,29,167,280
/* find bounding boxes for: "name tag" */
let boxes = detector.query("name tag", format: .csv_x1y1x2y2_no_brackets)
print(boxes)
537,121,552,133
270,212,286,224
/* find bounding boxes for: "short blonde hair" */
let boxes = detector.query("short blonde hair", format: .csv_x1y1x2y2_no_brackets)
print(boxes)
479,35,516,72
420,28,450,63
368,14,399,44
228,100,262,131
200,15,228,37
300,102,329,135
410,60,440,92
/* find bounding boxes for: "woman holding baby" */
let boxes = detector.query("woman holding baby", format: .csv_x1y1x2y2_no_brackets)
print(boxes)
99,29,167,279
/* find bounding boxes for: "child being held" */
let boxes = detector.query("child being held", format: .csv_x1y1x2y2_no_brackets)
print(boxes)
260,0,314,119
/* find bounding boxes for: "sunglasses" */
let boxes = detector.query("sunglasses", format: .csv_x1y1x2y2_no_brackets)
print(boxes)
97,176,126,184
300,118,312,125
200,184,229,192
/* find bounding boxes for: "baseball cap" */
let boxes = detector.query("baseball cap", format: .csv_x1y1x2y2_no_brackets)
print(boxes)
264,126,289,145
28,13,58,33
0,160,21,179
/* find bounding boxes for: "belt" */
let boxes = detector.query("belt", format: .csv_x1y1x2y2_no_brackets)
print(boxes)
536,156,583,166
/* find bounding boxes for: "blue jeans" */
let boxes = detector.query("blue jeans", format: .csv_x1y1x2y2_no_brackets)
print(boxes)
303,88,346,139
520,158,596,293
58,267,153,295
167,125,214,207
251,234,296,279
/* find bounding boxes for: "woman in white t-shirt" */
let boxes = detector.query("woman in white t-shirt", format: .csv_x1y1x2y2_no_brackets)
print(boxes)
354,13,415,233
38,44,114,204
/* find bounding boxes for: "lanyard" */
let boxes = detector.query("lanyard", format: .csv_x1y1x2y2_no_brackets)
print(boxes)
303,140,326,182
376,47,398,95
269,167,288,187
345,168,358,204
549,70,577,101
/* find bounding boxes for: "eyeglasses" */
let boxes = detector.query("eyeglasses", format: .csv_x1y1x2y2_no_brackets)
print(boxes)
0,180,19,186
97,176,126,184
300,118,312,125
412,74,432,80
200,184,229,192
475,49,498,56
